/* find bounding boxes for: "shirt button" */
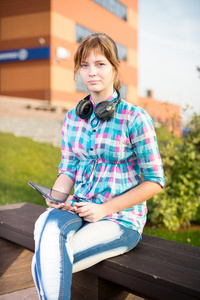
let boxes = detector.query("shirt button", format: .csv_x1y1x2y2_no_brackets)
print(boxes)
90,148,93,151
93,129,96,132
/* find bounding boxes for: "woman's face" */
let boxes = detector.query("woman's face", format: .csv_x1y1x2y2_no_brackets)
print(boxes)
79,50,115,102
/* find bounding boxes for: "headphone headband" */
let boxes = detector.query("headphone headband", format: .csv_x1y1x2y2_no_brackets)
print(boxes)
76,90,121,121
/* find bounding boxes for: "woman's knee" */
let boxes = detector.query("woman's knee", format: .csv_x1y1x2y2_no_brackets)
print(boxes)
34,209,51,240
34,209,83,243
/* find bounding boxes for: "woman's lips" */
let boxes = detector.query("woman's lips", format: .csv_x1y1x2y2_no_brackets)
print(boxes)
88,80,100,84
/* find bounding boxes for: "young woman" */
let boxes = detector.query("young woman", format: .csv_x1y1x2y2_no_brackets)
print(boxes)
32,33,165,300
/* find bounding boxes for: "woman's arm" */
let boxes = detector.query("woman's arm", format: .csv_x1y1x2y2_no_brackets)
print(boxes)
46,174,75,209
103,180,162,216
75,181,162,222
52,173,74,194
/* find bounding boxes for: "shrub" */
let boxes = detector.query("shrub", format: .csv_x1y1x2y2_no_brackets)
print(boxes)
148,113,200,230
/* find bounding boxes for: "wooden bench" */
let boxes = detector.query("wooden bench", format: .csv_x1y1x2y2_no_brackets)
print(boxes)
0,202,200,300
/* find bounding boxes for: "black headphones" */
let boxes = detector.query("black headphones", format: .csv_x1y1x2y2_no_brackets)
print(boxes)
76,90,121,121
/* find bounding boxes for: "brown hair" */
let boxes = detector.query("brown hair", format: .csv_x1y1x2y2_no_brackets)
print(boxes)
74,33,121,90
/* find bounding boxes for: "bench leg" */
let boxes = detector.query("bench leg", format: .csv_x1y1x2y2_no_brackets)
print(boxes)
71,271,98,299
98,277,135,300
71,271,143,300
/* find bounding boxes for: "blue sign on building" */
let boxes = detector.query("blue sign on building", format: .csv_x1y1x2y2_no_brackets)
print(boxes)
0,47,50,63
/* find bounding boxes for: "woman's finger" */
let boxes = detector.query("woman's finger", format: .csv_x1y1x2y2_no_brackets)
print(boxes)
73,202,88,207
46,199,65,209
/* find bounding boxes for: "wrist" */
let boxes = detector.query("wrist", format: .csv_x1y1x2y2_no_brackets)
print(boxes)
101,201,113,217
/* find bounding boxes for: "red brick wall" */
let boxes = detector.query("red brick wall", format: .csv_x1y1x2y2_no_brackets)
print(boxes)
139,95,181,136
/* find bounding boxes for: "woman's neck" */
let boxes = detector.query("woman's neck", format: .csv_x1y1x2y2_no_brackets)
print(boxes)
91,88,114,104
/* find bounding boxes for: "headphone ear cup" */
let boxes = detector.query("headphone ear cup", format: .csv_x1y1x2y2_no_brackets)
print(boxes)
95,101,115,121
76,99,93,119
95,90,121,121
76,90,121,121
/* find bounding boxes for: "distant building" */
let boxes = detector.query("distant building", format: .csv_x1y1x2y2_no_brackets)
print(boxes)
139,90,181,136
0,0,182,136
0,0,138,110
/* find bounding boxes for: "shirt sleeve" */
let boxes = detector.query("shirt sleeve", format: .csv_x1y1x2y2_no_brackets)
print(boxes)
58,114,79,182
129,108,165,188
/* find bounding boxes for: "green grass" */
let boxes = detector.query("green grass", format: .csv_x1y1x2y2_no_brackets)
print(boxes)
0,132,199,247
0,132,60,206
143,225,200,248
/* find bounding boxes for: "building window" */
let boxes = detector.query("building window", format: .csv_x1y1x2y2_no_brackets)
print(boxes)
76,73,89,93
76,25,93,43
116,43,127,61
76,24,127,61
120,84,127,99
91,0,127,20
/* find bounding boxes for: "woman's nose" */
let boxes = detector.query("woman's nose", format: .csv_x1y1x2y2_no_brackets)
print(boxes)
89,66,97,77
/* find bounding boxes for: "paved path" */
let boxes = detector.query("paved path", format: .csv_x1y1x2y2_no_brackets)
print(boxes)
0,96,67,147
0,117,63,147
0,287,38,300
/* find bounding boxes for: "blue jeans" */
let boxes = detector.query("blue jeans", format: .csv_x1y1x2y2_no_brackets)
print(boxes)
32,208,140,300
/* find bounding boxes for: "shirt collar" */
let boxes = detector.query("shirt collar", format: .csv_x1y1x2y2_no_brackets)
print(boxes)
89,90,118,108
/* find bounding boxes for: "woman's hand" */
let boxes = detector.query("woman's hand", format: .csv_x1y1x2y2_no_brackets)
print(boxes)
45,195,77,212
74,202,106,222
45,198,71,209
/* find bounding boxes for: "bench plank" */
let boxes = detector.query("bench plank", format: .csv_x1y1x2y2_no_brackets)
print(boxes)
102,249,199,298
89,264,197,300
0,202,200,300
0,202,45,250
134,243,200,271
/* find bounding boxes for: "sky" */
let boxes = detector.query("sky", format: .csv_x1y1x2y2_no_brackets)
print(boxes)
138,0,200,123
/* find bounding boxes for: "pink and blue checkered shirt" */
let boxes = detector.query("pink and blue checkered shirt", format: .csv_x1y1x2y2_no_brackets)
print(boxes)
59,91,165,234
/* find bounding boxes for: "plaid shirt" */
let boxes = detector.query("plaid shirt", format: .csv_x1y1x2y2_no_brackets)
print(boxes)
59,91,165,234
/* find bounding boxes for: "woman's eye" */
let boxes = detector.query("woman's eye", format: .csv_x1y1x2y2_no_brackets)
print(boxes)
98,63,105,67
81,64,88,68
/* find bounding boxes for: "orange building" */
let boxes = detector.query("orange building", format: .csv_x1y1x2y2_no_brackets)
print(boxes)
139,90,181,136
0,0,138,110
